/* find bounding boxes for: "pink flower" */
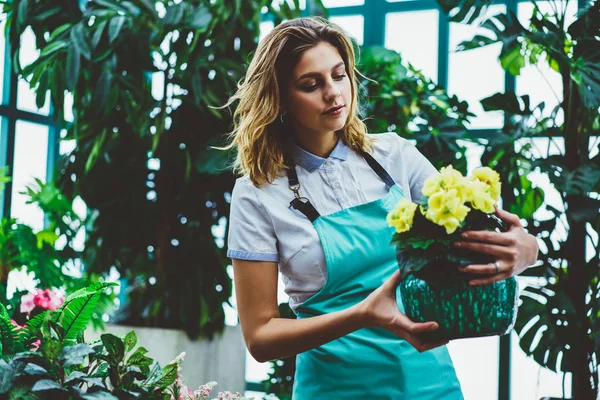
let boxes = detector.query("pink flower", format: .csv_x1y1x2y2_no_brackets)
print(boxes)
20,293,36,314
49,289,65,310
32,289,64,311
10,319,25,330
30,339,41,351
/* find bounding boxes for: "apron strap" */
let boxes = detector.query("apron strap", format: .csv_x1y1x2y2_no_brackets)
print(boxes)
360,151,396,188
286,164,321,222
286,149,396,222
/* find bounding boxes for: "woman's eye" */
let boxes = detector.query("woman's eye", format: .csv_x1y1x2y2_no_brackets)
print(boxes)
334,74,346,80
303,84,318,91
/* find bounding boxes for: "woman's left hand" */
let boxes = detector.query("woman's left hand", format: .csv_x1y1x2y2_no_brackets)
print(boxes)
452,206,539,286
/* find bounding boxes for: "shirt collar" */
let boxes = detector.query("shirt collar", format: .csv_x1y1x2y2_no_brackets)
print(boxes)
288,137,350,172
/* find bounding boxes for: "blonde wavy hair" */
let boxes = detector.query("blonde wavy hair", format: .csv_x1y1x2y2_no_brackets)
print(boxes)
221,16,373,187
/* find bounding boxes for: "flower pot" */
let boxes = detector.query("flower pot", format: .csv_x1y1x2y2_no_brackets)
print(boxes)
399,274,519,341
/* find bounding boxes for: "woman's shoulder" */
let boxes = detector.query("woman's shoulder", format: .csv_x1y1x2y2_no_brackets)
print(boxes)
367,132,413,158
231,173,288,203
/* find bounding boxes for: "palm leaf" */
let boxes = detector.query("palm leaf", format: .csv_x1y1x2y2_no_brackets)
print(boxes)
53,282,117,342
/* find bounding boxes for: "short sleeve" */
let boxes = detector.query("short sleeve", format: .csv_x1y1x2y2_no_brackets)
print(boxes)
400,139,439,201
226,178,279,262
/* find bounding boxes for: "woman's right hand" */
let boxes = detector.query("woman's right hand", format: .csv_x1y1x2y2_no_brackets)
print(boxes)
357,269,449,353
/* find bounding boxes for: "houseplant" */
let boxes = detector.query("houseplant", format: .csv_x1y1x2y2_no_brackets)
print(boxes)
388,165,519,340
0,282,249,399
435,0,600,396
0,0,321,339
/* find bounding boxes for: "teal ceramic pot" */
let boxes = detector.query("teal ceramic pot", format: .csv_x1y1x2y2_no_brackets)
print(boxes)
399,274,519,341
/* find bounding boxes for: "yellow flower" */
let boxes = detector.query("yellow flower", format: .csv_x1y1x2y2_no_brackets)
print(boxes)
387,198,418,233
470,167,501,200
425,189,470,234
422,166,469,203
467,179,496,213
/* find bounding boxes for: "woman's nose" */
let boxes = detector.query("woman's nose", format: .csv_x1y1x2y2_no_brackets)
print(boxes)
324,82,341,101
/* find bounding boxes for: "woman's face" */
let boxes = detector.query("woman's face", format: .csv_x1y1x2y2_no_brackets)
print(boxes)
285,41,352,141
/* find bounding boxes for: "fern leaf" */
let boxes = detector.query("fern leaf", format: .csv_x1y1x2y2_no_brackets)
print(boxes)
54,282,117,342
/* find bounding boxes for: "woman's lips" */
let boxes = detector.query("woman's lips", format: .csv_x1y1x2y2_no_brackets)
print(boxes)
324,105,344,115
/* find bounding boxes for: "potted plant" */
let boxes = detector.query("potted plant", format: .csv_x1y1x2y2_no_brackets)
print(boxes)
434,0,600,397
387,165,519,340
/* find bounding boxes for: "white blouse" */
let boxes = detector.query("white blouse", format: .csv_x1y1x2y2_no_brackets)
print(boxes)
226,132,438,310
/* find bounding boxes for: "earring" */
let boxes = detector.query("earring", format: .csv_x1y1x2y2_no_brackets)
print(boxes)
280,113,285,123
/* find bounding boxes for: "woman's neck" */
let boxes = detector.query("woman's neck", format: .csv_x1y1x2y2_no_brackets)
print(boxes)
291,129,338,159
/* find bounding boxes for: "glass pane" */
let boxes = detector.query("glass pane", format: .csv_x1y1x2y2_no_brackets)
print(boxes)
71,196,87,252
259,21,275,43
447,337,499,399
330,15,364,45
385,11,439,82
64,92,74,122
0,20,6,105
516,1,578,124
17,27,50,115
323,0,364,7
11,121,49,231
511,277,572,399
448,5,506,129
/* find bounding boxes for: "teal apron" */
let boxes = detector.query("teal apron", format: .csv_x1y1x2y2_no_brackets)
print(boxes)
286,151,464,399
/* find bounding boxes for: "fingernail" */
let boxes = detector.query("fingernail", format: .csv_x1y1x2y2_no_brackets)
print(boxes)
454,242,462,247
461,233,469,239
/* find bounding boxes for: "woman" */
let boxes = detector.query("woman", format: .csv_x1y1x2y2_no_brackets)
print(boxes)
223,16,538,398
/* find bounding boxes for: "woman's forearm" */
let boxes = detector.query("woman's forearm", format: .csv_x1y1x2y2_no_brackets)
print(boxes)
247,303,368,362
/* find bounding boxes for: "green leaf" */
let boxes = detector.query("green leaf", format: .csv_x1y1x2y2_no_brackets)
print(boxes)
456,34,497,51
163,3,185,26
60,343,95,367
436,0,493,23
91,20,107,50
120,2,141,16
0,314,19,356
54,282,117,342
124,331,137,353
17,0,28,28
85,129,107,174
92,69,113,111
192,71,202,104
35,229,58,249
40,40,69,57
101,333,125,361
93,0,131,13
82,392,119,400
33,7,61,22
23,363,48,376
188,5,212,30
66,44,81,91
155,363,178,388
70,23,92,60
500,45,525,76
108,15,125,44
481,92,531,115
127,346,152,367
142,362,162,386
31,379,64,392
0,360,15,393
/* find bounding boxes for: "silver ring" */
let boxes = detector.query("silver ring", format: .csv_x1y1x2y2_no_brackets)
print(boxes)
492,261,500,275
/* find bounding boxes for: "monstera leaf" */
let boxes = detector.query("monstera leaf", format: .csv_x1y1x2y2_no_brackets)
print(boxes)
515,280,582,373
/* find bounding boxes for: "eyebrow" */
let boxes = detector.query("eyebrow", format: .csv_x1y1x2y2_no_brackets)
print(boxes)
296,61,345,81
